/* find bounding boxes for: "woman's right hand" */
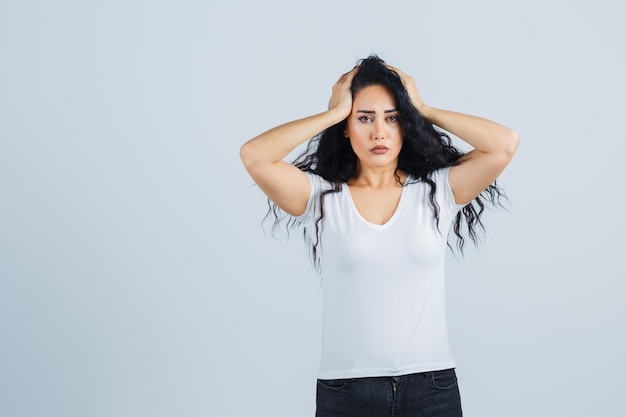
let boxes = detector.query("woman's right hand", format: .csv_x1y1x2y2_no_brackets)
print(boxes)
328,67,358,118
240,67,359,217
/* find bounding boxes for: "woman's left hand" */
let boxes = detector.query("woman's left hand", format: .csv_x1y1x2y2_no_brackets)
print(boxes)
385,62,519,205
385,64,427,114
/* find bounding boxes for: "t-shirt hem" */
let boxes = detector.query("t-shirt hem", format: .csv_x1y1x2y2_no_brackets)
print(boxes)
317,361,457,380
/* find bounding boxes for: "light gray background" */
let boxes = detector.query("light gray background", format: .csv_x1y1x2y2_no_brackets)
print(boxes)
1,1,624,416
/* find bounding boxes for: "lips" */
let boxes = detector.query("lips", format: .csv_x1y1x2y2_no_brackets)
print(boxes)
370,146,389,154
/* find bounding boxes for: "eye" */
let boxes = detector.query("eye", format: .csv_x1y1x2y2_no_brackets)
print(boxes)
387,115,399,122
358,115,372,122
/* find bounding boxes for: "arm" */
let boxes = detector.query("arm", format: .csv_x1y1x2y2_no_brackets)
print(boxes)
422,106,519,205
239,68,357,216
390,66,520,205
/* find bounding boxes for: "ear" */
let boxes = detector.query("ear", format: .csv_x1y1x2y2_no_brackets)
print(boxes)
343,128,349,138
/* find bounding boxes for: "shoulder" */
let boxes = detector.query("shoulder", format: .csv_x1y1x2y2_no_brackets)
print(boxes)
404,167,450,187
303,171,338,195
295,172,343,224
430,167,465,210
407,167,464,211
427,167,452,183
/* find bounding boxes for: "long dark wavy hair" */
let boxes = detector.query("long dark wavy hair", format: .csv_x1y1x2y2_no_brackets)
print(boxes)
264,55,507,271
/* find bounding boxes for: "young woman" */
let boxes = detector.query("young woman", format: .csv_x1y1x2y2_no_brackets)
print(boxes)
240,55,519,417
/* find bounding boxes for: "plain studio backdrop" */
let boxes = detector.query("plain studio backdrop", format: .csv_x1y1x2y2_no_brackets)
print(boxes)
1,1,624,416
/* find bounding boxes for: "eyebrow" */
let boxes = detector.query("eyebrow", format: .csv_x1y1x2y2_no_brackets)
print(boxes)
356,109,398,114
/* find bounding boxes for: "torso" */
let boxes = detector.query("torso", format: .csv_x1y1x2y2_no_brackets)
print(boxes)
347,172,408,225
299,168,461,379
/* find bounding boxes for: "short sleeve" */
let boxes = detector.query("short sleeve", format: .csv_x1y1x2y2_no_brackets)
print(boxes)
294,172,331,227
431,167,466,216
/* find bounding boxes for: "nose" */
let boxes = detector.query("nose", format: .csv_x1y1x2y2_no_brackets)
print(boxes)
372,119,385,140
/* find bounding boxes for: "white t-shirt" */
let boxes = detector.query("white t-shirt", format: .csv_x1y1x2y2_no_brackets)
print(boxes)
297,168,465,379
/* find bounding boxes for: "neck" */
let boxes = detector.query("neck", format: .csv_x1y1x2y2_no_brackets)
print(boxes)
350,165,406,188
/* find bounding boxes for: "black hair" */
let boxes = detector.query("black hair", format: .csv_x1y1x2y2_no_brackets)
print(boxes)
264,55,507,271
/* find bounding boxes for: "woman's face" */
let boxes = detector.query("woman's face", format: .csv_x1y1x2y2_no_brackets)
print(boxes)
345,84,403,171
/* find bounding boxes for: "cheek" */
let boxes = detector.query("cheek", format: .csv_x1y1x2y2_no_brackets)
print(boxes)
392,125,404,139
346,122,362,139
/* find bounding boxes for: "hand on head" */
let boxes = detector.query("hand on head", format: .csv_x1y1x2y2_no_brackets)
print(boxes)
384,63,427,113
328,66,359,118
328,59,428,122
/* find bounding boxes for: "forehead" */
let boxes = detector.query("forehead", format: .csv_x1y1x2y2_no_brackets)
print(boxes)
353,85,396,107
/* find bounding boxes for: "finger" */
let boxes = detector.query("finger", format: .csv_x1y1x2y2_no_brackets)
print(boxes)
392,67,406,78
384,63,408,80
339,66,359,80
383,62,398,72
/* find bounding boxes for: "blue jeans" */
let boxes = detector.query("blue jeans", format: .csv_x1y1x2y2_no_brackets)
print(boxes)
316,368,462,417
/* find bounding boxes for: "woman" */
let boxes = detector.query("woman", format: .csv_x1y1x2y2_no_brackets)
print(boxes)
240,55,519,417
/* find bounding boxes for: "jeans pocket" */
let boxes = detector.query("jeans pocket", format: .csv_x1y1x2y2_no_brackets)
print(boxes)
317,378,351,391
429,368,458,390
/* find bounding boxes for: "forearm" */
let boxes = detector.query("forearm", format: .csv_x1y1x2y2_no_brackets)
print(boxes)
420,105,519,156
240,108,346,167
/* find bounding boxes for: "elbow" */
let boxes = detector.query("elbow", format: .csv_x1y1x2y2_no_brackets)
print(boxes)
503,129,520,157
239,141,256,170
487,130,519,168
